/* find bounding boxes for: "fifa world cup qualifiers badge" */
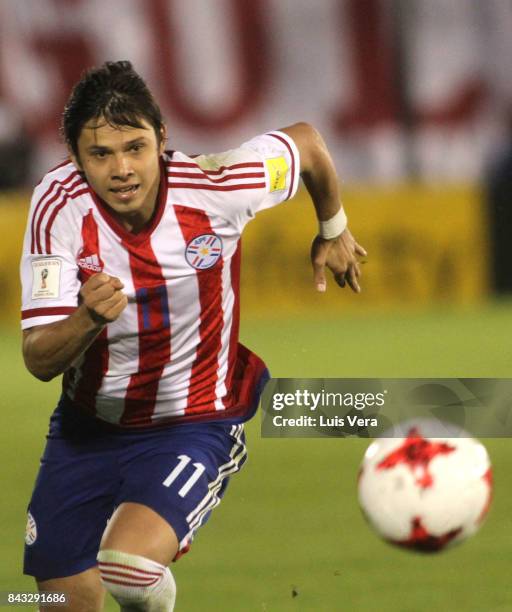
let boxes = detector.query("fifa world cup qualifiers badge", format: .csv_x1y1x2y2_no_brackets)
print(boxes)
31,258,61,299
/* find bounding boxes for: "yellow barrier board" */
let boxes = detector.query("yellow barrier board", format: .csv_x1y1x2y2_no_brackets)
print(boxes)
0,192,30,323
240,184,489,315
0,185,489,324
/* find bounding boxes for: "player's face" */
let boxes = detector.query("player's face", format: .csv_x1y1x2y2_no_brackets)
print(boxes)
72,118,166,228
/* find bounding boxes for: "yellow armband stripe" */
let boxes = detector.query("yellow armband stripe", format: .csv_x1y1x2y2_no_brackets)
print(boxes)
265,156,288,192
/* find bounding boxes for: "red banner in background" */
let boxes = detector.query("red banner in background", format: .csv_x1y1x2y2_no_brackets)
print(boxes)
0,0,510,183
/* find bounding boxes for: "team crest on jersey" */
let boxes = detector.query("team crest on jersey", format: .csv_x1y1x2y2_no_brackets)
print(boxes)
25,511,37,546
185,234,223,270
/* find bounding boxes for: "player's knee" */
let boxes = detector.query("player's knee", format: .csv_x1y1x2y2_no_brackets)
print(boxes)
96,549,176,611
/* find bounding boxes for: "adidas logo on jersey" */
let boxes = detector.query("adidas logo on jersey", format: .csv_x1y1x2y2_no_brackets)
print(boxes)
77,254,103,272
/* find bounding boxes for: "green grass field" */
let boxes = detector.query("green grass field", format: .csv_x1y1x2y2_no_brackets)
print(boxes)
1,301,512,611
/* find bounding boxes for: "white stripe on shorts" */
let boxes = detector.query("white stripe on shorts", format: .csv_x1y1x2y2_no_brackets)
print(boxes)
179,424,246,548
187,424,245,526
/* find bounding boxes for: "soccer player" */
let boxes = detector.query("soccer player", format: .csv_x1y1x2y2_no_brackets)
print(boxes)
20,61,365,611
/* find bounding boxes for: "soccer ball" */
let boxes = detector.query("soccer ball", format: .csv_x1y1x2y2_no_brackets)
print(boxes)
357,420,492,552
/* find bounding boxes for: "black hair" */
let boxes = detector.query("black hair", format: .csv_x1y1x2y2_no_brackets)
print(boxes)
62,60,164,157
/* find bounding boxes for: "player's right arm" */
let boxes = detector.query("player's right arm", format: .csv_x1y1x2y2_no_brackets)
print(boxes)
23,273,127,382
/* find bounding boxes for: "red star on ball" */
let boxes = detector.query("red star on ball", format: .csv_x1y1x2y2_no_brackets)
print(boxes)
391,516,463,552
377,427,456,488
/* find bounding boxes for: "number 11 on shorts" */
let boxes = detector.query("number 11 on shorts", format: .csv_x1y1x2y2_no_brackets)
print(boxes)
162,454,206,498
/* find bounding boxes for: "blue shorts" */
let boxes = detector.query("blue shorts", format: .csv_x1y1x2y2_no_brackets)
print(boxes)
24,398,248,581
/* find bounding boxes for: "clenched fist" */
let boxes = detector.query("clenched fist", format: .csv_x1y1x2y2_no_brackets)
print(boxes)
80,272,128,324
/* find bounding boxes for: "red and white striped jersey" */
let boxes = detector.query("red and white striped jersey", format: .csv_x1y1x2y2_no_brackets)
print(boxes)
20,131,300,427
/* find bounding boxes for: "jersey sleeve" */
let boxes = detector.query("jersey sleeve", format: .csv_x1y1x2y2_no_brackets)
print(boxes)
20,181,81,330
173,130,300,233
240,130,300,212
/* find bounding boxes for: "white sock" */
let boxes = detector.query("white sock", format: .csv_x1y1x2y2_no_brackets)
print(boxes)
97,549,176,611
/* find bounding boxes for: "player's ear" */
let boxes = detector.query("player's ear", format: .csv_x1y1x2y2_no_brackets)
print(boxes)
158,124,168,155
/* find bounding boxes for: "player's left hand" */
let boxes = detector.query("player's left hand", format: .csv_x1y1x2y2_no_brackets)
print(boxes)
311,228,367,293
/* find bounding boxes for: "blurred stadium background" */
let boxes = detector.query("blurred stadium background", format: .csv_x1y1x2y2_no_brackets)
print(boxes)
1,1,512,610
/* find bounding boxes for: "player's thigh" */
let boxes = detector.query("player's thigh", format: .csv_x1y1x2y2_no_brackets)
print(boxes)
37,567,104,612
100,501,179,565
115,422,247,559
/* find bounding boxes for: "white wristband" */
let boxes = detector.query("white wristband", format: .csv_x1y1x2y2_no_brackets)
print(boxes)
318,207,347,239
